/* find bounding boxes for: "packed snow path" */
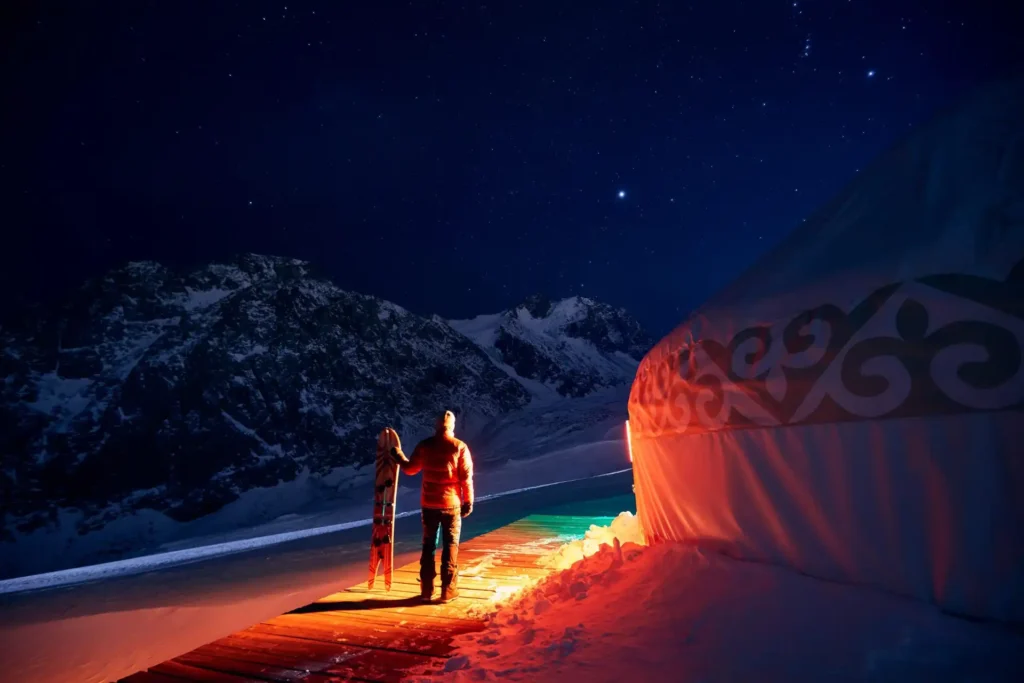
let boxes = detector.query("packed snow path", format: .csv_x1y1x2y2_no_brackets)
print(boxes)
116,513,616,682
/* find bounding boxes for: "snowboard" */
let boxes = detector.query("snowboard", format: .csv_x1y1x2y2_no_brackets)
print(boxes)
368,427,401,591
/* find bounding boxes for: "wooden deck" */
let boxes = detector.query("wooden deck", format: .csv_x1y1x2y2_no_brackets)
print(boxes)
119,514,612,683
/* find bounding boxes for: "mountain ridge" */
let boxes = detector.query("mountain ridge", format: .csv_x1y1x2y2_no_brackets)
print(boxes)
1,253,650,548
450,293,651,399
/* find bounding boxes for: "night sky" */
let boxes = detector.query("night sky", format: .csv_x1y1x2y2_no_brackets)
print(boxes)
3,1,1022,335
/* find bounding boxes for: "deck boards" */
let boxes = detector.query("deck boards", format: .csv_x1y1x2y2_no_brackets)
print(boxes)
119,514,603,683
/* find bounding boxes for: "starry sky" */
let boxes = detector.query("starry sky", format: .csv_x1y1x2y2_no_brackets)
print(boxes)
3,1,1022,336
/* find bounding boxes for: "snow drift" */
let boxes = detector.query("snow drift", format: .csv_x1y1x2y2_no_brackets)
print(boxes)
628,77,1024,622
408,513,1023,683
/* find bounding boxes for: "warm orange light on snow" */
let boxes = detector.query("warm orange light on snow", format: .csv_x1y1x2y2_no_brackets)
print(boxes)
625,419,633,463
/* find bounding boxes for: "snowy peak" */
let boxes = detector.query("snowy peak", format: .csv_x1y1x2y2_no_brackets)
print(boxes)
51,253,312,333
518,293,558,319
511,295,651,359
450,295,652,398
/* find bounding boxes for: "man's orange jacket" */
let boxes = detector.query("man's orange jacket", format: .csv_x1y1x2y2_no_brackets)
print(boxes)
400,433,474,510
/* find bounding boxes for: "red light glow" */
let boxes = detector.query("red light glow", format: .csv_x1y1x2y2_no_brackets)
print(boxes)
625,419,633,463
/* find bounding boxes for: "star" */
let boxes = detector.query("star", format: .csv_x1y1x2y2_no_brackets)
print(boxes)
617,190,626,199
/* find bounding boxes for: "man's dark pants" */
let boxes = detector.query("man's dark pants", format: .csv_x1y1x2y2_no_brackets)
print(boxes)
421,506,462,590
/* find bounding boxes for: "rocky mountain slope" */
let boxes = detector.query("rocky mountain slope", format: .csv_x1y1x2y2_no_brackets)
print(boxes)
1,256,649,545
449,294,651,399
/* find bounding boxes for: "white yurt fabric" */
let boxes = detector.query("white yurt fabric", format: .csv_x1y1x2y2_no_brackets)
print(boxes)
628,78,1024,622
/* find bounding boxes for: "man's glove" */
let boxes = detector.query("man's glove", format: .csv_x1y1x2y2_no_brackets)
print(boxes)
461,502,473,518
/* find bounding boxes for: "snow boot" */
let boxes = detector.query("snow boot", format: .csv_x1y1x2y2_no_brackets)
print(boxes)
439,584,460,603
439,566,459,603
419,571,435,602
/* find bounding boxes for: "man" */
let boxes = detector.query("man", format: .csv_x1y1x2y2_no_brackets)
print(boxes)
391,410,474,603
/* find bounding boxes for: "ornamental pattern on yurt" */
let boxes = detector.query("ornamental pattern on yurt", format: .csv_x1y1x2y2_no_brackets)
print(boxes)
629,258,1024,437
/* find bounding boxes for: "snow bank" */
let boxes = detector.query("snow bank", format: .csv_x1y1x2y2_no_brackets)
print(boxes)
1,463,374,581
409,516,1024,683
540,511,645,571
475,439,628,499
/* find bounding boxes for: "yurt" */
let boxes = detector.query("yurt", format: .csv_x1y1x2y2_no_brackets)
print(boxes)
628,78,1024,622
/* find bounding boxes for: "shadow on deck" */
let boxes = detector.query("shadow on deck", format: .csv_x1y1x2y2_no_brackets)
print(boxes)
119,514,613,683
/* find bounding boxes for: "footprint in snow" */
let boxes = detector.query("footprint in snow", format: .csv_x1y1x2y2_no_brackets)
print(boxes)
444,655,471,672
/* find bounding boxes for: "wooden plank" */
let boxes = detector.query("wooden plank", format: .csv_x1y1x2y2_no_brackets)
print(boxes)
499,528,590,537
392,561,538,576
266,612,478,640
281,609,473,635
323,648,447,683
291,602,480,625
287,609,485,639
213,630,365,665
465,534,563,546
296,603,480,623
486,517,604,530
118,513,620,683
519,514,616,524
461,548,553,558
457,566,550,580
185,641,342,677
453,555,546,567
354,569,499,588
339,580,496,599
461,539,562,551
467,528,569,540
342,582,492,598
517,514,612,524
251,620,459,658
270,611,467,638
457,554,550,567
119,672,183,683
472,553,551,565
176,648,314,682
224,629,450,683
305,592,486,621
493,519,601,531
459,557,553,570
506,518,599,527
390,559,551,577
338,585,492,602
362,565,536,585
467,535,568,547
151,658,265,682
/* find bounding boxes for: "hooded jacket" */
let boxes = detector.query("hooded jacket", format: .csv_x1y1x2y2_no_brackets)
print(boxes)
399,433,474,510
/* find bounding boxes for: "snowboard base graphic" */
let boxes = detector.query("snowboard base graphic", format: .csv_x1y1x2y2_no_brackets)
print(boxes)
368,427,401,591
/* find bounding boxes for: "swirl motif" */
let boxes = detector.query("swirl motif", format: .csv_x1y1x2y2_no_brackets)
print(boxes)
629,260,1024,438
930,322,1023,409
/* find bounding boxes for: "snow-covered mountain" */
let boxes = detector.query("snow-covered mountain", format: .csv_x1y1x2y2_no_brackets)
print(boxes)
0,256,649,552
449,294,651,399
